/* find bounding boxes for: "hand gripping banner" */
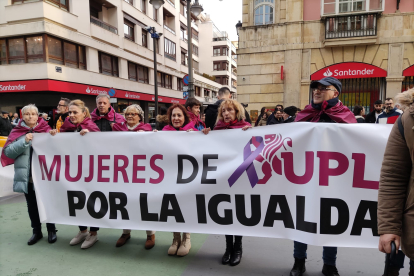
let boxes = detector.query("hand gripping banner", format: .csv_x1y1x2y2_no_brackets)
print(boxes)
31,123,393,249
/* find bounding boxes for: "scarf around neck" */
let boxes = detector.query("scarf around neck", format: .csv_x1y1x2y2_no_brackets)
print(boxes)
112,122,152,132
91,107,126,124
60,117,101,133
188,111,206,128
214,119,251,130
162,122,197,131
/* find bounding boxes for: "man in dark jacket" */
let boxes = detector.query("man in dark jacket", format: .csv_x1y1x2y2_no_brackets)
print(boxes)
90,94,125,131
0,111,13,136
205,87,251,130
376,98,403,124
267,104,284,125
283,106,298,123
365,100,383,123
292,77,356,276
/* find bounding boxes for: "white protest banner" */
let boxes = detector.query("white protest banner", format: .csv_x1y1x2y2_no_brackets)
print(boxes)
32,123,392,249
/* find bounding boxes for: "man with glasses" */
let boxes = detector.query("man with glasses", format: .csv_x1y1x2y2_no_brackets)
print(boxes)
54,98,70,132
376,98,402,124
293,77,355,276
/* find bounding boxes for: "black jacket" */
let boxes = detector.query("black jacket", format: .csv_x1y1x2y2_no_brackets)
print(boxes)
267,115,283,125
0,117,13,136
365,110,379,124
355,116,365,123
283,116,296,123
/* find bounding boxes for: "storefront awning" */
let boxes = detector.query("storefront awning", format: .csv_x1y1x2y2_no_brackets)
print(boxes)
403,65,414,77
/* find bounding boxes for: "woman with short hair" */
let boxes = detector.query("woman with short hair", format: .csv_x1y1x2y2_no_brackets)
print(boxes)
161,104,196,257
112,104,156,249
202,99,251,266
50,100,100,249
1,104,57,245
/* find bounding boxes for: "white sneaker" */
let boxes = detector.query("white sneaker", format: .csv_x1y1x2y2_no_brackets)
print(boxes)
81,233,98,249
69,231,88,245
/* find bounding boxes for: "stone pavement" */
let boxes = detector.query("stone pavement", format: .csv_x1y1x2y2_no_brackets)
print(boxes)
0,195,411,276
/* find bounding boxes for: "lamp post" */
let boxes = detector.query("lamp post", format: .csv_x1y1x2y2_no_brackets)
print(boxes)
187,0,203,98
235,20,242,43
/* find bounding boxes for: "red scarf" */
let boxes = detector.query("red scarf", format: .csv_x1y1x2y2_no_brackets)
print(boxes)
91,107,126,124
112,122,152,132
188,111,206,128
214,119,251,130
1,118,51,167
295,101,357,124
162,122,198,131
60,117,101,133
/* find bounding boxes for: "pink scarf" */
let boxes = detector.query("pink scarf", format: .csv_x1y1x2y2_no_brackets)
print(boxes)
188,111,206,128
112,122,152,132
295,101,357,123
91,107,126,124
60,117,101,133
1,118,51,167
162,122,198,131
214,119,251,130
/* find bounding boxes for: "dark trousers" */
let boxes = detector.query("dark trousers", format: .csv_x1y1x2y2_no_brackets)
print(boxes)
389,250,414,269
225,235,242,244
24,183,55,234
294,241,337,266
79,226,99,232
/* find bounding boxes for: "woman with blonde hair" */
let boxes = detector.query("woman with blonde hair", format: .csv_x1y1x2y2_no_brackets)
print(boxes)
202,99,251,266
50,100,100,249
112,104,155,249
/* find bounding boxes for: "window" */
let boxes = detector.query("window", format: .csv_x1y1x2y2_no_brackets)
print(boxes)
153,7,158,22
165,74,172,89
177,78,183,91
26,36,44,63
79,46,86,69
141,0,146,13
13,0,69,11
48,36,63,64
254,1,274,25
213,61,228,71
193,59,199,71
124,19,135,41
155,38,160,53
215,76,229,86
128,61,149,83
181,48,187,65
192,44,198,56
99,52,118,77
339,0,366,13
0,40,6,65
90,6,99,18
323,0,381,14
192,28,199,41
128,62,137,81
157,72,172,88
213,48,220,56
63,42,78,68
124,0,133,5
48,35,86,68
213,47,228,56
142,29,148,48
195,86,201,97
8,37,25,64
164,38,176,61
213,62,219,71
180,25,187,41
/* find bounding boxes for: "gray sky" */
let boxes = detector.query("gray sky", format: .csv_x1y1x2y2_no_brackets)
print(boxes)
200,0,242,41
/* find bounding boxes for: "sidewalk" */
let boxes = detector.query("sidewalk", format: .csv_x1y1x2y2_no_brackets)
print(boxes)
0,195,411,276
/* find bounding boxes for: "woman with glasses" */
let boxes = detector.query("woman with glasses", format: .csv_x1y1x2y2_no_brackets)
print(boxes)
112,104,156,249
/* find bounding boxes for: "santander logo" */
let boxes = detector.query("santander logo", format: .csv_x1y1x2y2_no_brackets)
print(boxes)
86,87,91,93
323,69,333,77
85,87,107,95
0,84,27,91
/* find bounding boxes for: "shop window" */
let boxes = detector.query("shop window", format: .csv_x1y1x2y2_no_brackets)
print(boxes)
164,38,176,61
99,52,118,77
8,38,25,64
124,19,135,41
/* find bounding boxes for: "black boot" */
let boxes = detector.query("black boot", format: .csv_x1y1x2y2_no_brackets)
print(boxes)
382,265,400,276
290,258,306,276
230,241,242,266
322,264,340,276
222,240,233,265
28,232,43,245
48,230,57,244
408,265,413,276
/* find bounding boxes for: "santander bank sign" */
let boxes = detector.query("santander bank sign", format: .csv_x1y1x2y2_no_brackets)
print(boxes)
311,62,387,80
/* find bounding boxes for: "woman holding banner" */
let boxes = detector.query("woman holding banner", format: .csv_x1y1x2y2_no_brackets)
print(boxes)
161,104,196,256
202,99,252,266
1,104,57,245
112,104,156,249
50,100,101,249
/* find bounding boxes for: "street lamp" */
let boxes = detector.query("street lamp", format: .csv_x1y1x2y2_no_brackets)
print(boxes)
149,0,164,10
236,20,242,36
187,0,204,99
146,26,163,128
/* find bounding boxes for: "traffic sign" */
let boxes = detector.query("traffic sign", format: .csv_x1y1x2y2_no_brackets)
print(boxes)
183,92,188,99
108,88,116,97
183,75,189,86
183,86,188,92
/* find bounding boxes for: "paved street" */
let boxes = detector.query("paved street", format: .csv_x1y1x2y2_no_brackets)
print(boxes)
0,194,411,276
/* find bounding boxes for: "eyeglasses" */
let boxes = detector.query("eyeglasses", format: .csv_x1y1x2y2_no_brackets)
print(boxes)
313,87,337,93
125,113,139,117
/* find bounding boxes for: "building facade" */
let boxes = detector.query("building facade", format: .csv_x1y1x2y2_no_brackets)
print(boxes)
238,0,414,122
0,0,237,122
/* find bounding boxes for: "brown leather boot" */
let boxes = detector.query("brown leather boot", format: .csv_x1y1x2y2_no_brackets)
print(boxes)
116,233,130,247
145,234,155,249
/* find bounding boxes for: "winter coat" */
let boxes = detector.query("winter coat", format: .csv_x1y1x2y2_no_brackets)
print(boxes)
156,115,169,131
376,108,403,124
283,116,296,123
267,115,283,125
257,117,267,126
355,116,365,123
365,110,380,124
378,105,414,260
2,119,51,193
91,107,126,132
0,117,12,136
295,98,357,123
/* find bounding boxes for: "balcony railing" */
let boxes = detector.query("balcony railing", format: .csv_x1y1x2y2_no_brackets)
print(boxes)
90,16,118,34
325,13,377,39
166,0,175,7
213,37,228,42
164,25,176,35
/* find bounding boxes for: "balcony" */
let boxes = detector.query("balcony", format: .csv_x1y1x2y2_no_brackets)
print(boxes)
164,25,176,35
166,0,175,7
213,37,228,42
325,14,377,39
90,16,118,34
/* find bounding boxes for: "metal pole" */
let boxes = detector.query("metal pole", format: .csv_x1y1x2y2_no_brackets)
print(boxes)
153,28,159,129
187,0,194,98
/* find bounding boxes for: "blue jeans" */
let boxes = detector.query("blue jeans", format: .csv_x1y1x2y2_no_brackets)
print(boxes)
389,250,414,269
294,241,337,266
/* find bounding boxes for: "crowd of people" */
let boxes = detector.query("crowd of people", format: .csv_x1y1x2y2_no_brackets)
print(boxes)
0,77,413,276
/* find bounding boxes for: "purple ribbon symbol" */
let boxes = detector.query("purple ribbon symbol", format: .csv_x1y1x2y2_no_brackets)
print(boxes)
228,136,264,188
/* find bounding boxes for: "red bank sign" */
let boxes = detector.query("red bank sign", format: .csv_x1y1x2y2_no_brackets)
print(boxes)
0,79,185,104
311,62,387,80
403,65,414,77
